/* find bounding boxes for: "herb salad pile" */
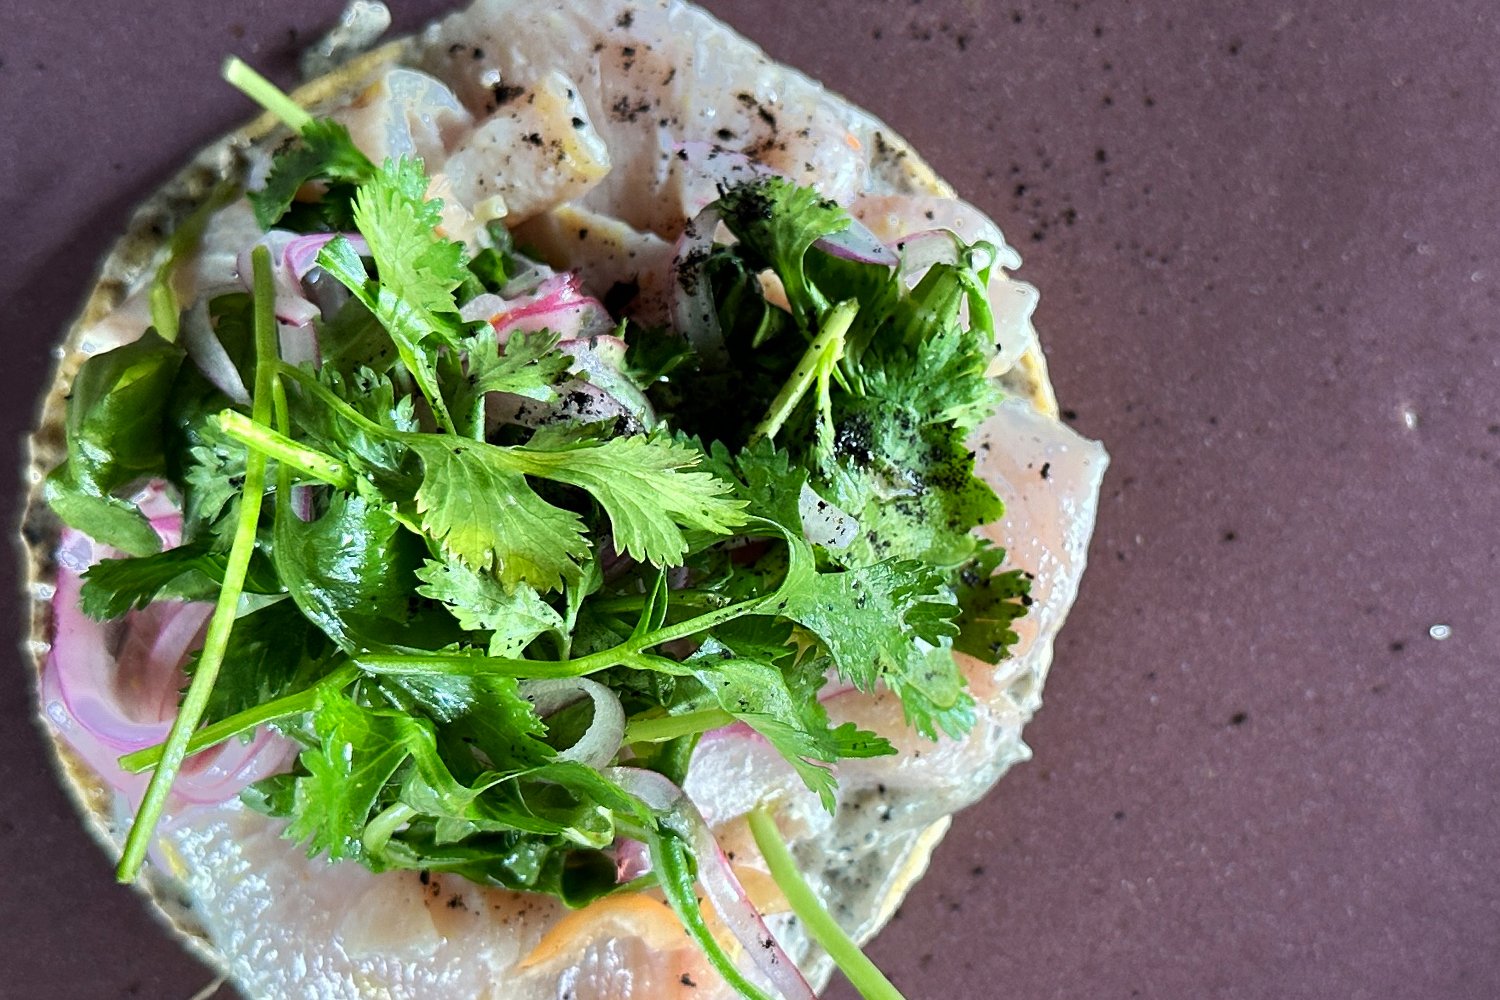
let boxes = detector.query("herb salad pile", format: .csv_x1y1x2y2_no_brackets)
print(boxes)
41,60,1032,1000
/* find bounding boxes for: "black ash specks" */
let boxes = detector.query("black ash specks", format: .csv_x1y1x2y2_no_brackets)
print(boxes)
487,81,525,109
609,94,654,123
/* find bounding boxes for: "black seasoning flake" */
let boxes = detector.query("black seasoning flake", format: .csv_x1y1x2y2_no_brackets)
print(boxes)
610,95,653,123
616,9,635,27
471,46,484,60
571,116,586,129
1040,461,1051,480
489,81,525,107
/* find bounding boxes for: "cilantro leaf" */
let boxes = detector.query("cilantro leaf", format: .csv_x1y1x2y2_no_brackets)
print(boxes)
952,540,1031,663
180,430,248,550
827,415,1004,569
624,323,697,387
44,331,184,555
318,297,399,376
406,437,590,592
415,557,563,657
290,366,419,497
505,433,746,567
697,437,806,533
447,326,572,437
78,543,279,620
273,490,458,652
317,158,470,431
780,558,970,741
248,119,375,230
286,685,412,862
405,432,743,590
714,176,852,327
466,327,572,400
280,682,631,884
853,261,1003,436
352,157,469,338
687,622,893,811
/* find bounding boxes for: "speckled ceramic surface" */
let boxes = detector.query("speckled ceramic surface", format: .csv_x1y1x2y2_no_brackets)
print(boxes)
3,2,1497,998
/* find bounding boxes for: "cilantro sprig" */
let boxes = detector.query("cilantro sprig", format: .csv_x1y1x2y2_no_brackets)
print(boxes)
48,61,1035,1000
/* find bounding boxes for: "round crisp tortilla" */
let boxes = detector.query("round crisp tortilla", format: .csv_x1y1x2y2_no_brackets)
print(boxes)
20,13,1062,996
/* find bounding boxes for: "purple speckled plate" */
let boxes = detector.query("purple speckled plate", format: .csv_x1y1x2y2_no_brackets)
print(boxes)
3,2,1498,997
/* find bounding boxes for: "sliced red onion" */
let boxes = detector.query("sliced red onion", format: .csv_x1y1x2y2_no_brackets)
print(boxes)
173,726,298,805
46,578,204,756
670,204,729,367
599,542,636,582
290,484,316,522
237,230,369,330
696,720,761,745
463,273,615,345
458,293,508,325
278,319,321,368
237,232,319,327
284,232,368,279
614,837,652,882
521,678,626,770
560,332,626,369
133,481,184,525
607,767,816,1000
817,679,858,703
182,301,251,404
558,335,656,427
813,216,899,267
302,269,351,321
487,380,643,433
498,257,555,299
798,483,859,550
41,521,297,810
891,228,966,283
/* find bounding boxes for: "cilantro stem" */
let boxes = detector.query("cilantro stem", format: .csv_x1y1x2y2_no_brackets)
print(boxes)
589,589,731,615
749,807,909,1000
624,708,736,744
750,298,857,444
364,802,418,858
276,362,394,438
116,246,282,883
118,663,359,773
223,56,313,132
360,593,774,680
216,410,356,490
